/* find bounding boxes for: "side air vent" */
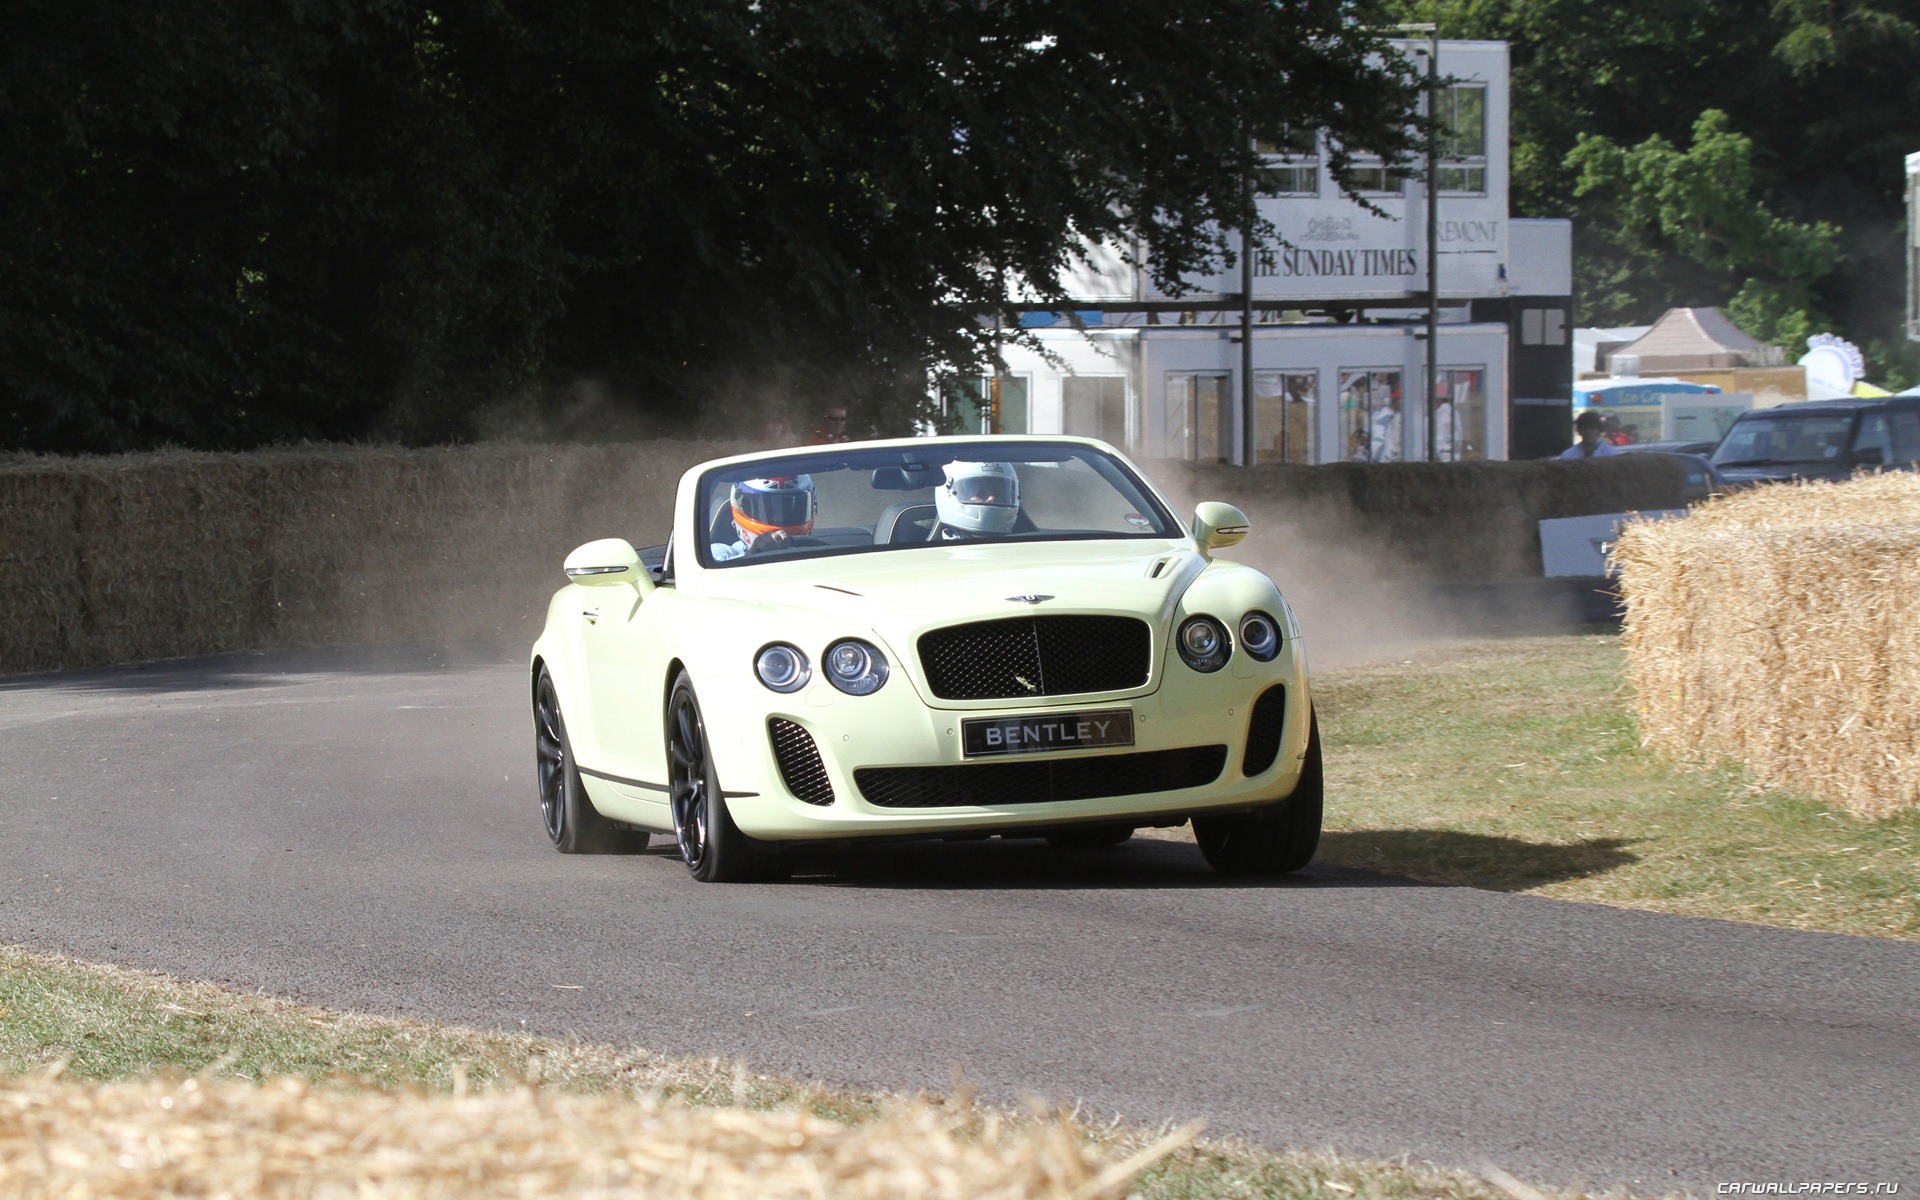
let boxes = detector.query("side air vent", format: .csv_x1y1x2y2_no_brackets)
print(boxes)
1241,685,1288,777
768,718,835,806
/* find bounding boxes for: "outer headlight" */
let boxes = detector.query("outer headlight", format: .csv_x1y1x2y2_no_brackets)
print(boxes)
1176,616,1230,673
754,642,810,693
824,638,890,695
1238,610,1282,662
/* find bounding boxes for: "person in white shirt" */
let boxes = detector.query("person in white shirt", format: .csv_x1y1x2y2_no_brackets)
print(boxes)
1369,389,1402,463
1559,410,1623,459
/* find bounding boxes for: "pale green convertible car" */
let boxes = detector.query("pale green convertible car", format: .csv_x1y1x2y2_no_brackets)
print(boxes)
529,436,1320,882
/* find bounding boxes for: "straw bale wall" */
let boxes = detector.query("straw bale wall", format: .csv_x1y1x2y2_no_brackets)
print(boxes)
0,1072,1182,1199
1613,473,1920,819
0,444,1687,674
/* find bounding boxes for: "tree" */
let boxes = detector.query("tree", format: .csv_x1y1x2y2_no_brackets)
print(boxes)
0,0,1424,452
1568,110,1841,348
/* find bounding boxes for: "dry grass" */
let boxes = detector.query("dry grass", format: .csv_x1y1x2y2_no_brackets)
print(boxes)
1,446,1689,673
1312,635,1920,939
0,946,1589,1200
0,1068,1184,1200
1613,473,1920,818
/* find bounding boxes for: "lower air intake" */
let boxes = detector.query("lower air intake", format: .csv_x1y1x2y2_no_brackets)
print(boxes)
768,718,834,806
855,745,1227,809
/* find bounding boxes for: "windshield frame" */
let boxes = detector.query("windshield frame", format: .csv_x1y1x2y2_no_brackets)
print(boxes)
691,439,1182,570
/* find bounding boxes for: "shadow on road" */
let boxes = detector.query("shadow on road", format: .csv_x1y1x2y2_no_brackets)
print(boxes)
0,639,521,694
772,833,1436,891
1315,829,1642,891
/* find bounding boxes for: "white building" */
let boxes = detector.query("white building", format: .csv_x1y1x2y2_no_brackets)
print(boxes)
949,40,1575,462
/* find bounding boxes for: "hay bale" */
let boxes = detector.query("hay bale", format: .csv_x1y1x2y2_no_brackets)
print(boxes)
0,1072,1185,1199
0,443,1686,673
0,441,750,673
1614,473,1920,819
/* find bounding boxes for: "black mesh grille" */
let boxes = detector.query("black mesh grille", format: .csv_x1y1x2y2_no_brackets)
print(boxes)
1241,685,1288,777
856,745,1226,809
917,616,1151,700
768,718,834,806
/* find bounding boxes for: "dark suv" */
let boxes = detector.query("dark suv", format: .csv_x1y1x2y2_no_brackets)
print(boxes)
1709,396,1920,485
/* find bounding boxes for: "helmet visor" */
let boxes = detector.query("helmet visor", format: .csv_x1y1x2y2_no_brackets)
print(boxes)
950,475,1015,507
733,480,815,529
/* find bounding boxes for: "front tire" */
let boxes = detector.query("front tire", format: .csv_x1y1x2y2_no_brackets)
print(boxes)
667,673,780,883
1193,709,1323,876
534,668,647,855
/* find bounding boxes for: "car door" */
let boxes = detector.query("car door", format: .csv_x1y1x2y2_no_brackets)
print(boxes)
579,569,678,806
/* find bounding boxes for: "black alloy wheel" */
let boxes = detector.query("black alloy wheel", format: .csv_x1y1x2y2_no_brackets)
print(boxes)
666,673,780,882
533,667,647,854
1193,708,1323,876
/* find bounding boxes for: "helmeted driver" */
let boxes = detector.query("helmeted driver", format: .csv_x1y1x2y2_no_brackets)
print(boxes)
933,460,1020,540
712,474,816,560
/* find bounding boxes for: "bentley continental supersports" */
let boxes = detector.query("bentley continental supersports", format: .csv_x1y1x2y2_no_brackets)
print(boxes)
530,436,1320,882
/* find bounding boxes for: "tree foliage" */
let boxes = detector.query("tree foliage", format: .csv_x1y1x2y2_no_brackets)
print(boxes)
1568,110,1841,348
0,0,1421,451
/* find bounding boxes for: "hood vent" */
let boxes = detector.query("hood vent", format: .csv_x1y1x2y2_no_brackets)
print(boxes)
1147,557,1172,579
813,583,865,597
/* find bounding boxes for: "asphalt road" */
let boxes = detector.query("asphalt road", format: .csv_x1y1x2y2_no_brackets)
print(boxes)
2,644,1915,1195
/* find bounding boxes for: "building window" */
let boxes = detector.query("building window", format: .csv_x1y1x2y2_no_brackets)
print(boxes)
1345,160,1404,196
1062,376,1128,447
1253,370,1317,464
945,376,1029,434
1166,373,1231,463
1521,307,1568,346
1436,84,1487,195
1432,367,1486,461
1254,128,1319,197
1340,369,1403,462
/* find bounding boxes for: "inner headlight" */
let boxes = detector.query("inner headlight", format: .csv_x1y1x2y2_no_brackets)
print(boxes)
1177,616,1230,673
1239,610,1282,662
824,638,890,695
754,642,810,693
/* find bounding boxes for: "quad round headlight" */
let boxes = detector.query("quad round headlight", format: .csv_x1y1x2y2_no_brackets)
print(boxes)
754,642,810,693
1177,616,1230,673
824,638,890,695
1238,610,1282,662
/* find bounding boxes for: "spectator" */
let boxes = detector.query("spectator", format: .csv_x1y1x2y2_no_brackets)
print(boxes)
809,406,851,443
1560,410,1623,459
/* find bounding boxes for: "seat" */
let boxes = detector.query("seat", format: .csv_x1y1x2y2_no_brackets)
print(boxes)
874,501,938,545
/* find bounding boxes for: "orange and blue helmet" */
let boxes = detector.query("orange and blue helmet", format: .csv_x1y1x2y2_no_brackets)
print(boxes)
730,475,816,545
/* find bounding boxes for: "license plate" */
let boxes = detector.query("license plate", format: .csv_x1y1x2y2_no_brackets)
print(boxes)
961,709,1135,758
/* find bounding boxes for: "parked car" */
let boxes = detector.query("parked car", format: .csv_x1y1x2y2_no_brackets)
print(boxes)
1615,444,1730,504
1708,397,1920,485
529,436,1320,882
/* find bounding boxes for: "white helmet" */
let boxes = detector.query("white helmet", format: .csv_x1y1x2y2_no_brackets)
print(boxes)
936,461,1020,536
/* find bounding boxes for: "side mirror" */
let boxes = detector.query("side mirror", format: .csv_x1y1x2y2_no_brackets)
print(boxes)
564,538,653,593
1853,446,1886,468
1191,501,1250,559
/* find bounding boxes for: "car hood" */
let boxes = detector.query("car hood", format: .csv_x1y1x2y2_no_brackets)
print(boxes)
1715,462,1852,484
694,540,1206,642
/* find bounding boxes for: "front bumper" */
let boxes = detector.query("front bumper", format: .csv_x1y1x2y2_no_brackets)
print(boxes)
700,647,1312,842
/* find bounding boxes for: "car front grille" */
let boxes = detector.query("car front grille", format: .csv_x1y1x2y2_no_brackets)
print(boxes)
917,615,1151,700
768,718,834,806
854,745,1226,809
1241,684,1287,777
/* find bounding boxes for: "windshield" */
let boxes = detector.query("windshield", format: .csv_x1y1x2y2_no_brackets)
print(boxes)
695,441,1180,568
1711,413,1856,467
